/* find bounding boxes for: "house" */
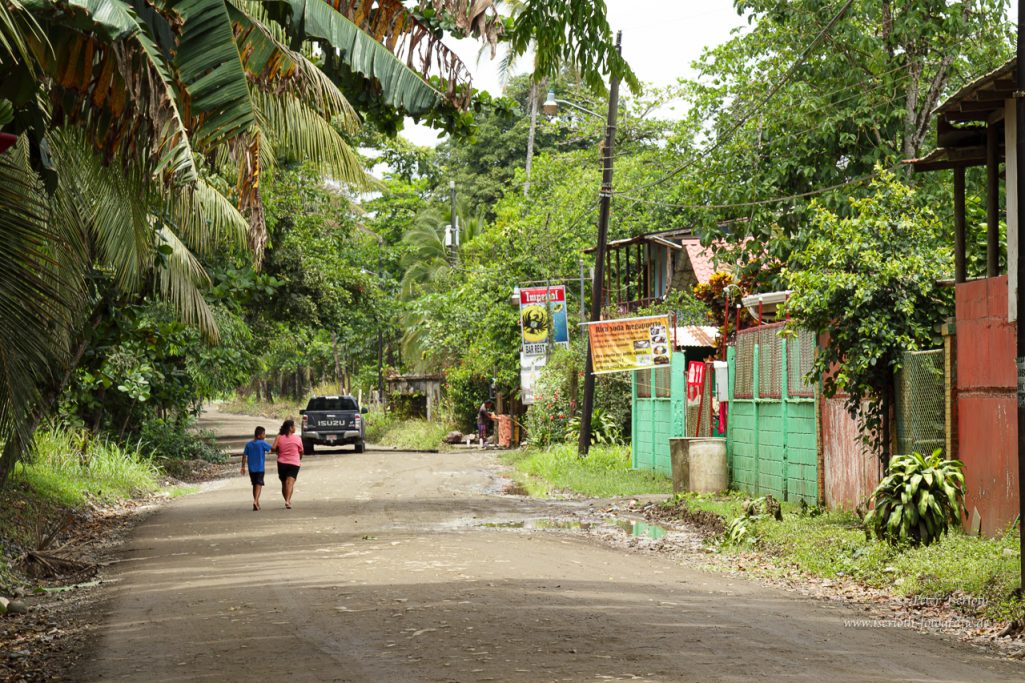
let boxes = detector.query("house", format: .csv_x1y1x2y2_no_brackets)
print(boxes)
906,58,1019,536
584,229,716,313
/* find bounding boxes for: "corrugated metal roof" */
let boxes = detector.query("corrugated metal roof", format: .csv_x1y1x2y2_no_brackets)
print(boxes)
679,237,716,285
675,325,719,348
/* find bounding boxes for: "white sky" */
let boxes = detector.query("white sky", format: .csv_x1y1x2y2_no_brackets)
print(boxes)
401,0,748,147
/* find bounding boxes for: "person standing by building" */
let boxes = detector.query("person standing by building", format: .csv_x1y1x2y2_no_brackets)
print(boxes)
477,400,495,448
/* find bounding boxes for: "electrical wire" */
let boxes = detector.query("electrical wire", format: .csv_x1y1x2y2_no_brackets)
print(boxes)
613,173,875,211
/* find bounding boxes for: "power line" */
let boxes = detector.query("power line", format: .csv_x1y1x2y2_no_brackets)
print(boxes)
614,173,875,211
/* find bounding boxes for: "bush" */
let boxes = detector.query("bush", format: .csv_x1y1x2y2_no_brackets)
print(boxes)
864,450,964,546
443,363,491,432
564,407,623,446
524,348,578,448
139,418,227,463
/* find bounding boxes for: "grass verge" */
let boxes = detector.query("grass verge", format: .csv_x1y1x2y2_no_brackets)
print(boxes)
501,443,673,497
1,429,163,586
372,418,453,451
660,492,1025,623
15,430,160,507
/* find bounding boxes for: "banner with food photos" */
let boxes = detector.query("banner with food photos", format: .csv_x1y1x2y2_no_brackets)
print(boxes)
585,315,672,375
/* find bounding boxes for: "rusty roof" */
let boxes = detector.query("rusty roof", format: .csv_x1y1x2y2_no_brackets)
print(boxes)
674,325,719,348
934,59,1014,120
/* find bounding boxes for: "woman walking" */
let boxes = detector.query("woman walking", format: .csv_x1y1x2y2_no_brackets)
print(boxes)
272,419,304,509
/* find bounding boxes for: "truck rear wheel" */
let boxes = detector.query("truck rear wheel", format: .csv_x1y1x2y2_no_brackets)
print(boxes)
302,438,315,454
354,441,365,453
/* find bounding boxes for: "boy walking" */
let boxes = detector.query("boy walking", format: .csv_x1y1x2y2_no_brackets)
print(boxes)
241,426,272,511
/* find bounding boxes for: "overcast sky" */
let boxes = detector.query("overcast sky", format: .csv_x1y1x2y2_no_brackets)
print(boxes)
401,1,748,147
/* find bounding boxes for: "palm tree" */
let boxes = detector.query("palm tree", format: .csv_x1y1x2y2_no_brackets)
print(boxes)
396,200,486,373
0,0,489,485
399,201,486,298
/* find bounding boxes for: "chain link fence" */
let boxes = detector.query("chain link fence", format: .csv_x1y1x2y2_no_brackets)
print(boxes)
734,332,756,397
895,349,945,457
787,329,818,397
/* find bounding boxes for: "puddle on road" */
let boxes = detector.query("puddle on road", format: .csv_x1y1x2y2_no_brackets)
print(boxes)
481,518,669,539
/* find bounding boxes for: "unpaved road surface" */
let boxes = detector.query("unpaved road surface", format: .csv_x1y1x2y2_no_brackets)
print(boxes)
79,410,1025,682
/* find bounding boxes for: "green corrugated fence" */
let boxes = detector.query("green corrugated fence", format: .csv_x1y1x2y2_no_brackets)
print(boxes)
631,352,686,475
727,325,818,504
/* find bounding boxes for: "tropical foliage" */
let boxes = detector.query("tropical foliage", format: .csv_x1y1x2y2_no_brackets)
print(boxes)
864,450,966,547
783,170,953,463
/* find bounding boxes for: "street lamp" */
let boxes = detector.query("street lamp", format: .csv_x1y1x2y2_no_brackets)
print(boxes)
543,91,605,120
546,31,623,457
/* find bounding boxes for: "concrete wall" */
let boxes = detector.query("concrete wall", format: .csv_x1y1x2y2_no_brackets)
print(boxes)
956,276,1020,536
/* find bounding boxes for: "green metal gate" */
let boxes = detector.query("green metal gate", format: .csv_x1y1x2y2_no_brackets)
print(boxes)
631,352,686,475
727,325,818,503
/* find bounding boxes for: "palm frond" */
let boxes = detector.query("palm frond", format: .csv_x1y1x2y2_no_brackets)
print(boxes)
154,224,219,339
0,138,78,482
264,0,450,115
25,0,200,182
0,0,45,73
168,176,250,257
46,128,153,295
252,88,372,190
228,2,357,131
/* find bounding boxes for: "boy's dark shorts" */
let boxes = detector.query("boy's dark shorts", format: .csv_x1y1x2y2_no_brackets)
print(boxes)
277,463,301,482
248,471,265,486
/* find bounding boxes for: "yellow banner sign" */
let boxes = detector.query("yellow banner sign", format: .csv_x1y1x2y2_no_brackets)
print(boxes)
587,315,672,375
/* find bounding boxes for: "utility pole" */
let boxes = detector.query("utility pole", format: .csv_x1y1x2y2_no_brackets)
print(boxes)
450,180,459,251
1015,0,1025,590
377,237,384,404
578,31,622,457
579,259,586,322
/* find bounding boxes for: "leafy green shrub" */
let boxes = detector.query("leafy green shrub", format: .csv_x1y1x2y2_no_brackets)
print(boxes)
139,418,226,463
864,450,964,546
723,516,757,545
564,407,622,446
443,364,491,432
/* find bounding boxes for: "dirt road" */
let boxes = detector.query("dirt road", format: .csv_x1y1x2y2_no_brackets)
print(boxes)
79,410,1024,682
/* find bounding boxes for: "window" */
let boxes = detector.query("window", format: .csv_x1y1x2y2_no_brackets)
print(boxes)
306,397,358,411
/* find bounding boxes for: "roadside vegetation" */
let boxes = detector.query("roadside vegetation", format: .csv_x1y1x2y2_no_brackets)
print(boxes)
0,428,165,593
657,492,1024,624
502,444,671,498
14,430,160,507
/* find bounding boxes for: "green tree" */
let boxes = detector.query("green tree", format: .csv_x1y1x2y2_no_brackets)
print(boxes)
782,169,953,465
663,0,1012,282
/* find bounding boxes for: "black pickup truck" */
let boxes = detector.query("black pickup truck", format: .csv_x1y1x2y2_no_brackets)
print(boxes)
299,395,367,453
